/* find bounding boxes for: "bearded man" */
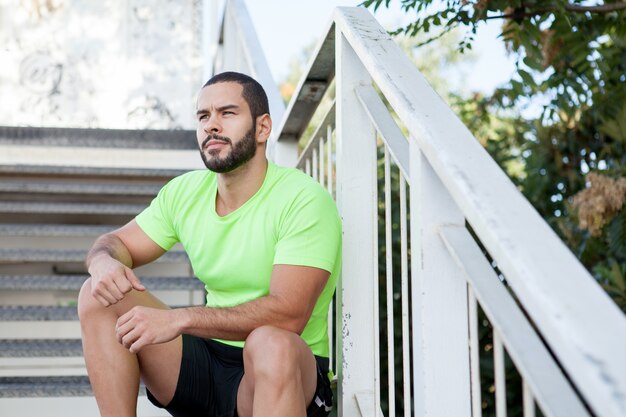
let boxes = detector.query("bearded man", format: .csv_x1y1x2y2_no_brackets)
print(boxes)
78,71,341,417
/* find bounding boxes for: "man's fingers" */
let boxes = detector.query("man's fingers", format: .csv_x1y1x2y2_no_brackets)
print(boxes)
125,269,145,292
115,318,133,344
117,309,133,328
93,285,118,305
113,276,133,294
93,293,111,307
121,328,141,350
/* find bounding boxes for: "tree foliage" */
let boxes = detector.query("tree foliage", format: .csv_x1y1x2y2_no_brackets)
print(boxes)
362,0,626,312
361,1,625,416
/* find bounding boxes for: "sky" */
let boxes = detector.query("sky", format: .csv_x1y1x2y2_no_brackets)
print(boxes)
243,0,517,95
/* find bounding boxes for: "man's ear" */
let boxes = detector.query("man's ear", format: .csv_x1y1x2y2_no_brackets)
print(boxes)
255,114,272,145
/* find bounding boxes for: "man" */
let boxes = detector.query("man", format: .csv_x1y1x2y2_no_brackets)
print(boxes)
78,71,341,417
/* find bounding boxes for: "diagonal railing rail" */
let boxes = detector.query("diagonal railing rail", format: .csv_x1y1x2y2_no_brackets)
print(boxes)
216,3,626,417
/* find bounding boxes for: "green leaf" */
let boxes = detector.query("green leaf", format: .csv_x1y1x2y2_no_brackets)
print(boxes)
523,56,543,71
518,69,535,87
610,261,626,292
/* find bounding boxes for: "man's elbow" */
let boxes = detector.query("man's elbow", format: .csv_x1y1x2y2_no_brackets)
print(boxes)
281,315,310,335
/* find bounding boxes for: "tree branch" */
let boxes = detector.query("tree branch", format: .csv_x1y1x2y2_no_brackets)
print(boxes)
565,2,626,13
485,1,626,20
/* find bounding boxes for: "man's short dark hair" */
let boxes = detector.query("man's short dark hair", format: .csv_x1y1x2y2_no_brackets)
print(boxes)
203,72,270,120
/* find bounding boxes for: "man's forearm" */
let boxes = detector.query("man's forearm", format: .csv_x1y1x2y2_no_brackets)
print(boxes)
86,233,134,270
176,295,308,341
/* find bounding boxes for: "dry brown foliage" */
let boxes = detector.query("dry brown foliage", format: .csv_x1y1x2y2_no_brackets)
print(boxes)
572,173,626,236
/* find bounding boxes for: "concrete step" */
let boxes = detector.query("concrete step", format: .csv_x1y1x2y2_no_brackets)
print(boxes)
0,223,115,238
0,305,78,321
0,164,188,181
0,181,161,201
0,248,191,277
0,339,82,357
0,248,187,264
0,201,146,224
0,376,94,397
0,275,203,291
0,126,197,150
0,224,114,249
0,302,204,339
0,396,169,417
0,223,188,252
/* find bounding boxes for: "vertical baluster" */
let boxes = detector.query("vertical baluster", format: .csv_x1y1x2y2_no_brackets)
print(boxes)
399,174,410,417
305,159,311,177
327,126,333,198
384,147,396,417
523,381,535,417
312,148,318,182
327,127,334,375
328,298,334,373
335,30,379,417
409,138,470,417
494,329,507,417
469,287,482,417
319,138,325,189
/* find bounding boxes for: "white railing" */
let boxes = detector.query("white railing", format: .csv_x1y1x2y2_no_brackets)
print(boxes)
216,3,626,417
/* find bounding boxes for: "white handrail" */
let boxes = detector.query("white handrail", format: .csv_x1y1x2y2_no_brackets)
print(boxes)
331,7,626,417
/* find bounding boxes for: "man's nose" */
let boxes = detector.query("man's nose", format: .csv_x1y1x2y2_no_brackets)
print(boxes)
204,115,221,134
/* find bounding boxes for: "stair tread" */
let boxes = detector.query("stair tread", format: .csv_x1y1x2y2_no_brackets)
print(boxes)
0,304,191,321
0,181,161,195
0,339,82,357
0,275,202,290
0,375,148,397
0,201,146,214
0,164,188,178
0,305,78,321
0,126,197,150
0,248,187,263
0,223,115,237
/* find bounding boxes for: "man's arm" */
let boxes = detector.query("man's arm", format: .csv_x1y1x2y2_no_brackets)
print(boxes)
86,220,166,306
115,264,330,353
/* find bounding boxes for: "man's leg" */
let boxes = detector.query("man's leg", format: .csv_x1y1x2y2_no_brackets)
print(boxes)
77,278,183,417
236,325,318,417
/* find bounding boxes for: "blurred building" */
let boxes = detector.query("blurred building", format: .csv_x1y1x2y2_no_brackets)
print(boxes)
0,0,204,129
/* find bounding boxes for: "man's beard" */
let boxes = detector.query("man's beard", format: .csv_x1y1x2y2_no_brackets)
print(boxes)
199,126,257,173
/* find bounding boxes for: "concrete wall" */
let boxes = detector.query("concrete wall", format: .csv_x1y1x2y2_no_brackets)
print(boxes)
0,0,204,129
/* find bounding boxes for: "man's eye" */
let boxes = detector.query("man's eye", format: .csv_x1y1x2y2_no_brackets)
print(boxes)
199,115,208,120
223,111,234,115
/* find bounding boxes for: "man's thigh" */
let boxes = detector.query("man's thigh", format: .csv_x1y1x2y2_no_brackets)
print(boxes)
94,282,183,406
146,335,245,417
236,326,319,417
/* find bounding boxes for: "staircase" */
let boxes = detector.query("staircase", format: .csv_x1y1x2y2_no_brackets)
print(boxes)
0,127,205,417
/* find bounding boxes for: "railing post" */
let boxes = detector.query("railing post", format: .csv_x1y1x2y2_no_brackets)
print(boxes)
335,30,379,417
409,140,471,417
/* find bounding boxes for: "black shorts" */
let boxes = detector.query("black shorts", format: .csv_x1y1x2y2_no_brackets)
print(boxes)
146,334,333,417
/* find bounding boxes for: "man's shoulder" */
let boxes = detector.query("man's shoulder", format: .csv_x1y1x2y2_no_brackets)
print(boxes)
270,163,327,196
268,163,338,218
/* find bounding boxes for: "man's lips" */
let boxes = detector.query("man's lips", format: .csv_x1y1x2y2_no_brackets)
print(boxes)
203,139,230,151
205,140,228,149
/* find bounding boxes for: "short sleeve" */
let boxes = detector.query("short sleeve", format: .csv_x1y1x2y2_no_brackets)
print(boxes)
273,184,342,273
135,179,179,251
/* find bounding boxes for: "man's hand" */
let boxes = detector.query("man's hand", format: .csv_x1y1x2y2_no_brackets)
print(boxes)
116,307,183,353
88,253,145,307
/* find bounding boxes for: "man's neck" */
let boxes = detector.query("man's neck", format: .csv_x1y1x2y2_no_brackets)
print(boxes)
215,155,268,216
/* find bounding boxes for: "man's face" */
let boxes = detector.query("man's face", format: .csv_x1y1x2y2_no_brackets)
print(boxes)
196,82,258,173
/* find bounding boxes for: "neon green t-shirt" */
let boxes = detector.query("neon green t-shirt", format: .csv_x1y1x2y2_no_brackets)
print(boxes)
135,162,341,357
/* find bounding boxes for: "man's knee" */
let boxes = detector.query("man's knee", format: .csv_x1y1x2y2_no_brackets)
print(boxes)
77,277,99,321
244,325,302,377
